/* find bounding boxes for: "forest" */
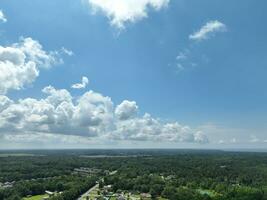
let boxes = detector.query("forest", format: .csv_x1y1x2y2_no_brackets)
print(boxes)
0,149,266,200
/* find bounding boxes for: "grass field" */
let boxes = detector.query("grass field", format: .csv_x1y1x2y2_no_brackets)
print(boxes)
87,188,99,200
197,189,218,197
22,194,49,200
157,197,168,200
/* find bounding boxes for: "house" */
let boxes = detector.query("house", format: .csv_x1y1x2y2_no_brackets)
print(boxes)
73,167,102,176
165,175,175,180
103,185,112,191
45,190,54,197
140,193,152,199
2,182,14,188
117,195,125,200
104,170,110,175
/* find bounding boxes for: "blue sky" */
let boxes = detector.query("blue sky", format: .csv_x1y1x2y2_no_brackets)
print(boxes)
0,0,266,149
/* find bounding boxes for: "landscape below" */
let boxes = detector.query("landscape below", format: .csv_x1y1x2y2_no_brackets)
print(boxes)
0,149,266,200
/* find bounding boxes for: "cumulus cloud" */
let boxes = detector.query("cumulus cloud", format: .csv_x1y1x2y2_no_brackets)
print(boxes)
0,37,65,94
0,86,208,144
0,10,7,23
189,20,227,41
0,95,13,112
0,87,113,137
71,76,89,89
115,100,138,120
85,0,169,29
111,113,208,143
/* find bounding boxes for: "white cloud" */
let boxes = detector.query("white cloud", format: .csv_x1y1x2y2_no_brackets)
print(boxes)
176,52,187,61
85,0,169,29
175,51,187,71
248,135,267,144
176,63,184,72
218,140,225,144
71,76,89,89
61,47,73,56
175,49,198,72
175,21,226,73
0,87,113,137
111,113,208,143
250,135,259,143
189,20,227,41
42,85,72,106
0,95,13,112
115,100,138,120
0,10,7,23
3,132,93,145
0,86,208,144
230,138,237,143
0,37,65,94
194,131,209,144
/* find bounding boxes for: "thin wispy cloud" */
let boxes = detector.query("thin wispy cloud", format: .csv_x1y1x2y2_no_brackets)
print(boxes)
218,140,225,144
175,20,227,73
189,20,227,41
176,52,187,61
230,138,237,143
250,135,260,143
175,50,191,72
174,48,201,73
61,47,73,56
0,10,7,23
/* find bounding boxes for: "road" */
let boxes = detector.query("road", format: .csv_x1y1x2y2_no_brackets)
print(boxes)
77,170,117,200
77,183,99,200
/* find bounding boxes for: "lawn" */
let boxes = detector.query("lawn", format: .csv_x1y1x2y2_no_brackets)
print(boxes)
22,194,49,200
197,189,218,197
88,188,100,200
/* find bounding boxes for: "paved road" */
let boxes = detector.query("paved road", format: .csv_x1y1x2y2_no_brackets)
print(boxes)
77,170,117,200
77,183,99,200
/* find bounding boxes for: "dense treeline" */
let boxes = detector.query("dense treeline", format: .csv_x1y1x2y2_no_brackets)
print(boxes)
0,155,118,182
103,153,267,200
0,175,97,200
0,150,267,200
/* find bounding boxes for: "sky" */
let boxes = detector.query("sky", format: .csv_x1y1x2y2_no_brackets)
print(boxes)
0,0,266,149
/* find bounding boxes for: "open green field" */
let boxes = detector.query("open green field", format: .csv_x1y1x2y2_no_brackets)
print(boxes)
88,188,99,200
197,189,218,197
22,194,49,200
